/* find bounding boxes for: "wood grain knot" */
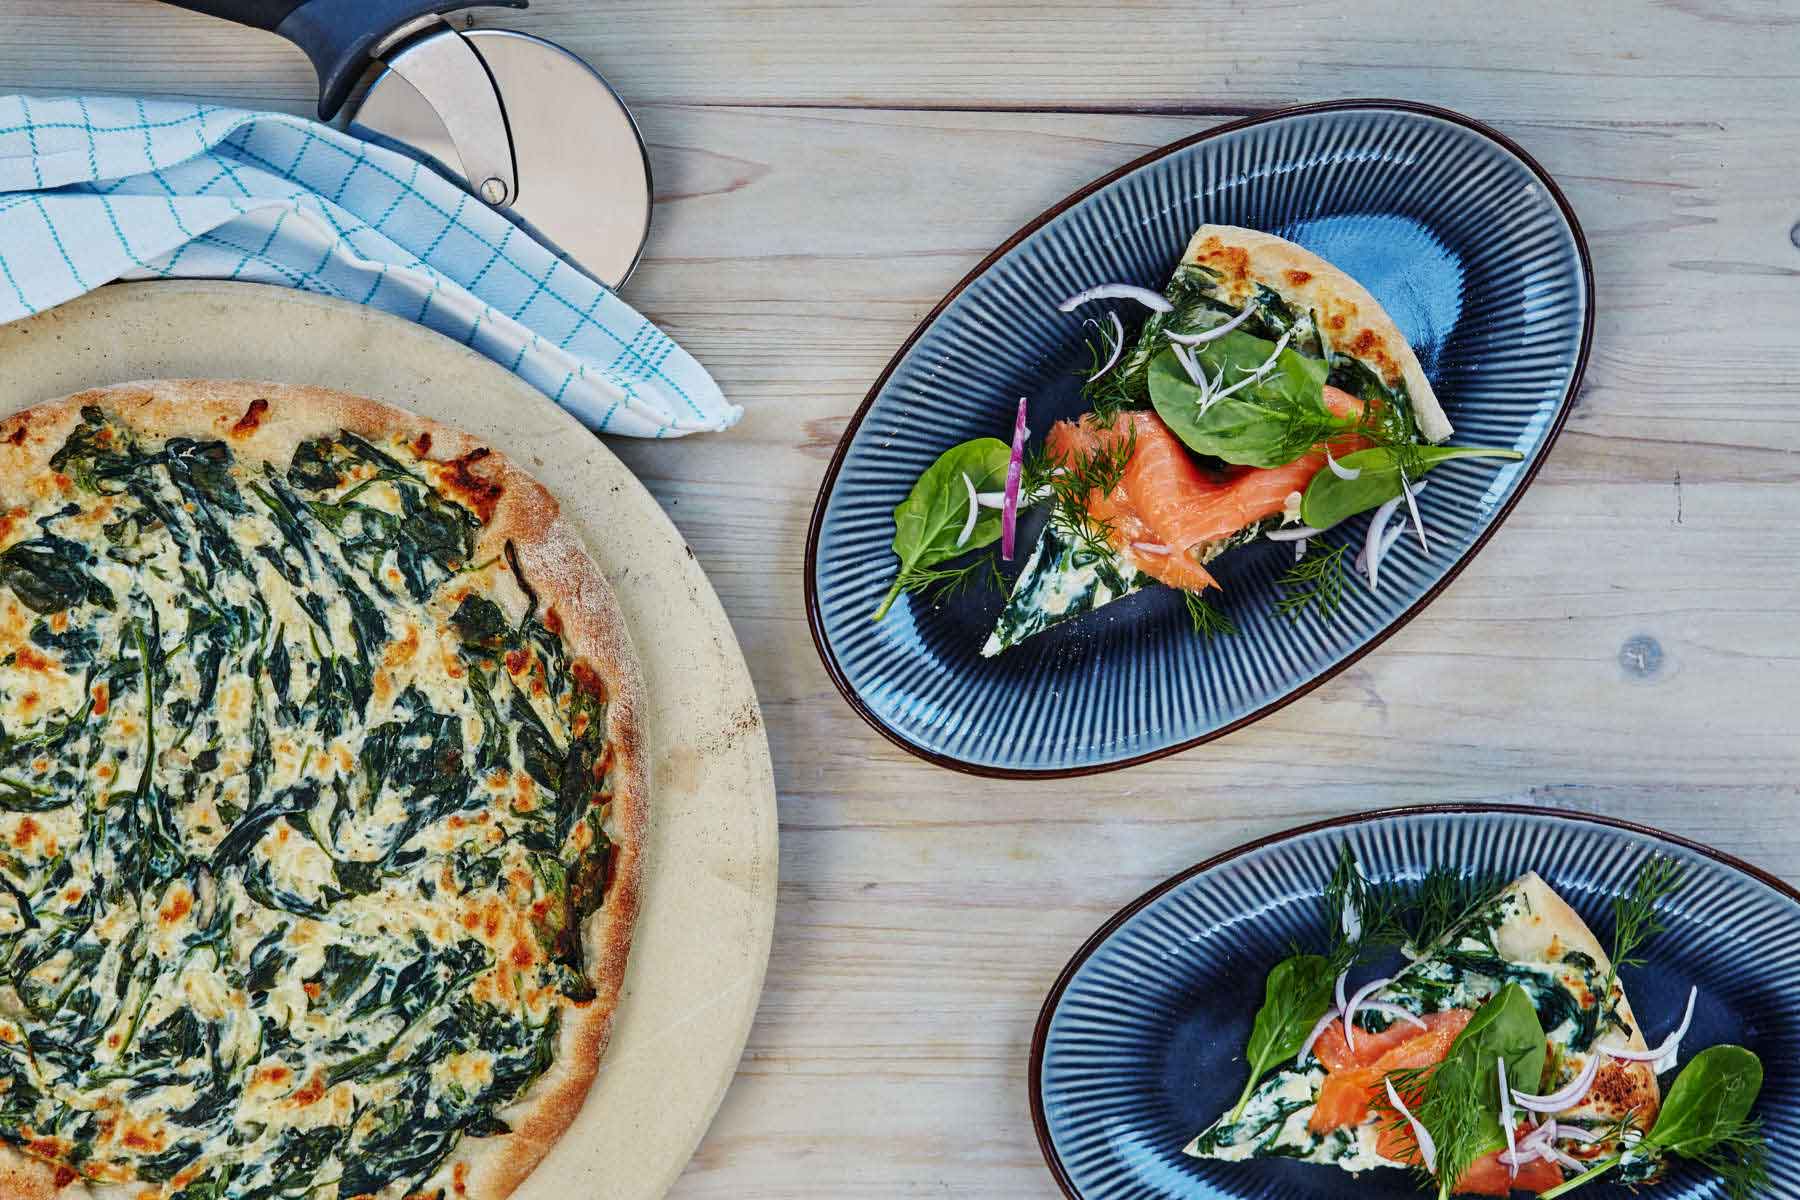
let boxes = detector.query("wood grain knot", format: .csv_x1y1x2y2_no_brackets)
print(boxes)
1618,635,1664,679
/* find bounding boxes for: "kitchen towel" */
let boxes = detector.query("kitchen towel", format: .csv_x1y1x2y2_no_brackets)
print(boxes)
0,95,738,438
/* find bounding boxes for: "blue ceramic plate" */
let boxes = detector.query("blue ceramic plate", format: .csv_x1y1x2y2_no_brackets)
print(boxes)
805,101,1592,776
1030,806,1800,1200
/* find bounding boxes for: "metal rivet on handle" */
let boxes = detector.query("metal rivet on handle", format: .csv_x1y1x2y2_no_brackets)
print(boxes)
480,177,508,205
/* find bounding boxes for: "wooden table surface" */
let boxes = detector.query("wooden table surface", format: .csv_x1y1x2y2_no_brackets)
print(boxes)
5,2,1799,1195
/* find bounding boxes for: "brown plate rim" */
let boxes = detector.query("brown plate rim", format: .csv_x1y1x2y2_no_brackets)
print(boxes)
1025,802,1800,1199
801,98,1596,779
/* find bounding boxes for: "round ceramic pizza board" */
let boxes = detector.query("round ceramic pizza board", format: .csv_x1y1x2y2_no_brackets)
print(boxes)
0,280,778,1200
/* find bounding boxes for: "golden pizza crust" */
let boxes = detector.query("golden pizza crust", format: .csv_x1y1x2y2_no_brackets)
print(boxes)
0,1157,73,1199
1180,224,1453,443
0,381,649,1200
1494,872,1662,1130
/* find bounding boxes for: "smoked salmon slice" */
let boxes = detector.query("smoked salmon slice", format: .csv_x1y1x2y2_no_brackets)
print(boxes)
1042,391,1368,595
1309,1009,1471,1134
1311,1007,1469,1074
1313,1008,1565,1196
1454,1147,1566,1196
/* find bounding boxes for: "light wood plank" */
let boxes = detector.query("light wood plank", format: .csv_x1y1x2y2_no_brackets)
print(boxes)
611,103,1800,1196
4,1,1799,124
2,7,1798,1198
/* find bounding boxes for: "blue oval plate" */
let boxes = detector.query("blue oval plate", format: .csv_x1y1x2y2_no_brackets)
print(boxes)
804,101,1592,776
1030,805,1800,1200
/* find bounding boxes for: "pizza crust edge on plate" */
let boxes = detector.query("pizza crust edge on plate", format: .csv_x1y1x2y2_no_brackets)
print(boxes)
1489,871,1662,1130
0,380,649,1200
1180,223,1455,444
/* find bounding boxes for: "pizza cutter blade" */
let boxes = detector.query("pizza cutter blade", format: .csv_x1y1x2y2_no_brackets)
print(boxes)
156,2,653,289
348,27,654,289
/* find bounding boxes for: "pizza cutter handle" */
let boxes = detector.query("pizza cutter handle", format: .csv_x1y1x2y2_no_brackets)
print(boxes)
160,0,528,121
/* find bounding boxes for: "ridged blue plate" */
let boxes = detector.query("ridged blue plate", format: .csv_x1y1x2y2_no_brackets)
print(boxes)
804,101,1592,776
1030,806,1800,1200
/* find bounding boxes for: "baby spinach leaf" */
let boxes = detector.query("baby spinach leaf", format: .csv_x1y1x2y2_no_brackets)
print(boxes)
1411,983,1545,1189
1299,444,1524,529
1647,1044,1764,1156
1541,1044,1766,1199
872,437,1013,620
1146,333,1341,469
1227,952,1335,1120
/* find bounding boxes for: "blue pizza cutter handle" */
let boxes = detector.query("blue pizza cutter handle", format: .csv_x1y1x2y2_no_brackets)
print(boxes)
160,0,527,121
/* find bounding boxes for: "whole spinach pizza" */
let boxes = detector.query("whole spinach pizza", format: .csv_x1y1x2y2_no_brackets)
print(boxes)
0,381,648,1200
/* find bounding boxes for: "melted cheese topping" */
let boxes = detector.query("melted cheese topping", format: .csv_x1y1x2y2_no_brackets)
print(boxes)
0,410,619,1199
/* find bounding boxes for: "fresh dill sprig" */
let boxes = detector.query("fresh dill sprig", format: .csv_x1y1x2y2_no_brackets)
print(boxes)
1024,421,1137,562
1386,984,1546,1197
1321,844,1405,971
1274,541,1350,620
1404,866,1509,958
1692,1119,1771,1200
1078,328,1144,424
1182,590,1237,641
1603,856,1684,1003
893,553,1003,605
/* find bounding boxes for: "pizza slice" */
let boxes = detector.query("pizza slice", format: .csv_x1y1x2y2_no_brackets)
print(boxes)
1186,872,1663,1193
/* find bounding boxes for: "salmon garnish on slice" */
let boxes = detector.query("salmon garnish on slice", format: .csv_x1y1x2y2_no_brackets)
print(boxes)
1452,1145,1566,1196
1041,389,1368,594
1309,1009,1471,1133
1312,1007,1566,1196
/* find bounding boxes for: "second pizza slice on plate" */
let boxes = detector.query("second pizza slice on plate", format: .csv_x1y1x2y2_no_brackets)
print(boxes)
1188,872,1663,1193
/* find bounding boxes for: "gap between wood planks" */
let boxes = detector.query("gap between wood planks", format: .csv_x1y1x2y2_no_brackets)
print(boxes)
678,99,1272,116
654,99,1737,138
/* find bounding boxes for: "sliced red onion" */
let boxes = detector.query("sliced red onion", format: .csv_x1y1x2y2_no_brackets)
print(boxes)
1357,512,1427,575
1359,480,1431,592
1519,1119,1556,1151
1325,444,1360,480
1499,1121,1560,1168
1001,396,1028,560
1498,1058,1518,1178
1207,327,1296,406
1499,1145,1554,1168
1342,976,1395,1050
1130,542,1171,555
956,472,979,548
1165,301,1256,345
1295,1008,1341,1067
1385,1077,1437,1174
1086,311,1126,382
1399,468,1429,553
1265,524,1329,542
1171,341,1206,388
1334,970,1349,1027
1512,1051,1601,1114
1362,494,1406,593
1548,1145,1590,1171
1558,1125,1604,1145
1058,283,1172,314
1599,985,1696,1074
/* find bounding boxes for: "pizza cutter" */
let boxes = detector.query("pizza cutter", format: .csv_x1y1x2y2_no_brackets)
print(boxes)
159,0,654,288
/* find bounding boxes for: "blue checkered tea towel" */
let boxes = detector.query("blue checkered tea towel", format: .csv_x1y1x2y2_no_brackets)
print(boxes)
0,95,739,438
